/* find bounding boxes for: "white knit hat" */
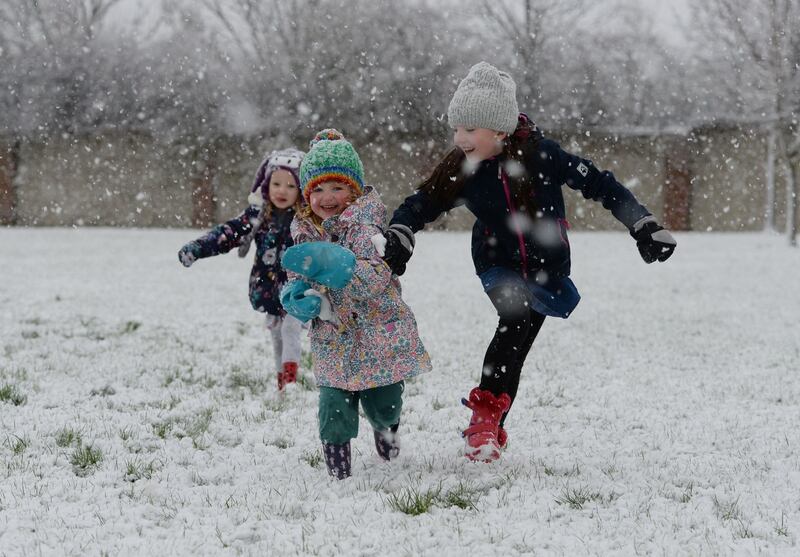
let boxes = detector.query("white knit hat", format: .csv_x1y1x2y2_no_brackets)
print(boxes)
447,62,519,134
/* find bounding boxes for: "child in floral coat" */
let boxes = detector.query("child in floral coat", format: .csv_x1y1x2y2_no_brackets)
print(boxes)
178,148,306,390
280,129,432,479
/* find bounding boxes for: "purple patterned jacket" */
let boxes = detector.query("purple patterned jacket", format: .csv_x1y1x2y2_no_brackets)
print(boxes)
190,205,294,315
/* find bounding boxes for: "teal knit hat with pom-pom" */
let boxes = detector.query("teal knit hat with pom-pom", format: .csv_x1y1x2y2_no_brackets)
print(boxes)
299,129,364,202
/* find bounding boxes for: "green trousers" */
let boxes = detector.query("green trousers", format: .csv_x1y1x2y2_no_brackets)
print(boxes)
318,382,404,445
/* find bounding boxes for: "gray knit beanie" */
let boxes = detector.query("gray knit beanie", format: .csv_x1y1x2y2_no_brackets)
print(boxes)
447,62,519,134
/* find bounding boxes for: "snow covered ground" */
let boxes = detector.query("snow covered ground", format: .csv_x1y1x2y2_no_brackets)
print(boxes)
1,228,799,555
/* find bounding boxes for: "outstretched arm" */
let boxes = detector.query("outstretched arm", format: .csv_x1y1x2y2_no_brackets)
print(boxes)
545,139,676,262
545,139,650,229
178,205,260,266
383,189,455,275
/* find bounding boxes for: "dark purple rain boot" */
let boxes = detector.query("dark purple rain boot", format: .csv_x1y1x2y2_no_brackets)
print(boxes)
373,423,400,461
322,442,351,480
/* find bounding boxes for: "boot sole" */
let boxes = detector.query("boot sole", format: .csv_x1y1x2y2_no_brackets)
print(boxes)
464,442,501,463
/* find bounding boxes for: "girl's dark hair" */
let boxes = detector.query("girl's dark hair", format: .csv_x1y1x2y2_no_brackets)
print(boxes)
419,115,542,217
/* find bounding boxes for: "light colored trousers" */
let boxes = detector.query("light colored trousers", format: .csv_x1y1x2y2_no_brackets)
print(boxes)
266,314,303,370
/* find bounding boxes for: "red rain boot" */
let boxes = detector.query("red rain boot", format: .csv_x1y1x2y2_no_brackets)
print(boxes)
278,361,298,391
462,387,511,462
497,426,508,449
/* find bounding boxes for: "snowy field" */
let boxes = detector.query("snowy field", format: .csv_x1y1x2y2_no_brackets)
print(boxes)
1,227,799,556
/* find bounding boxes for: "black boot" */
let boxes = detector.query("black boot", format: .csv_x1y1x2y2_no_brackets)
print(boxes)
373,423,400,461
322,442,351,479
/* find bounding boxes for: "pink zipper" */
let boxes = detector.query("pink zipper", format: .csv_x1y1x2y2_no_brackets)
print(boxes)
558,217,571,246
499,165,529,279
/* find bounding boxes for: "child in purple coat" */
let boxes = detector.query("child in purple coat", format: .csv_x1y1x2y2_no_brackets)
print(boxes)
178,148,306,391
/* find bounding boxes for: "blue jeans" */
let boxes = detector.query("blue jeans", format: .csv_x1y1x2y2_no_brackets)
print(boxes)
478,267,580,319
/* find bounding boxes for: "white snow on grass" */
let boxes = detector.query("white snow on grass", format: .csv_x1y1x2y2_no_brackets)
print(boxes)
1,228,799,555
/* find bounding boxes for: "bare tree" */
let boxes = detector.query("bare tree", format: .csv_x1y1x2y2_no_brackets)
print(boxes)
0,0,129,131
691,0,800,245
474,0,583,108
195,0,470,143
472,0,685,132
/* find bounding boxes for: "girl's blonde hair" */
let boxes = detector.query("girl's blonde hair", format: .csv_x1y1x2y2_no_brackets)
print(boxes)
297,181,359,228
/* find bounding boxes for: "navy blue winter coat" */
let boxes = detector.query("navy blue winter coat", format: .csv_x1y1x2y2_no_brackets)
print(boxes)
190,206,294,315
390,127,651,282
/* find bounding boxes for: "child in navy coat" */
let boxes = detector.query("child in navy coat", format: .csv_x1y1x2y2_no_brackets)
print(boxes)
381,62,677,462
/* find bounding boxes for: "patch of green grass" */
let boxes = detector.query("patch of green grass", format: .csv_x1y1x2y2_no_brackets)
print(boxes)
297,373,316,391
228,370,265,395
713,495,742,522
774,512,789,537
385,482,482,515
0,384,26,406
270,437,292,450
735,519,754,539
386,486,441,516
215,526,229,549
55,427,82,448
79,317,97,328
184,408,213,440
300,450,323,468
124,458,158,482
90,385,116,397
159,409,214,449
70,444,103,476
540,460,581,477
120,320,141,334
601,463,619,480
680,482,694,503
118,426,135,441
441,481,481,510
164,395,182,410
153,421,173,439
10,435,29,455
162,371,179,387
555,486,604,510
263,397,288,412
161,364,200,388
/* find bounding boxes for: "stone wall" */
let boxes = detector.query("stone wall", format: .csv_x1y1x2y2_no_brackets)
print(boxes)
2,125,787,232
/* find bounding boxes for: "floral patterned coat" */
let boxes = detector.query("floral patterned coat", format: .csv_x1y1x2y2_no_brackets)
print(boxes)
290,187,432,391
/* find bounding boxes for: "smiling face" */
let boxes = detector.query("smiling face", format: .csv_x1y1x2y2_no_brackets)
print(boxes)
308,180,355,220
267,169,300,210
453,126,507,163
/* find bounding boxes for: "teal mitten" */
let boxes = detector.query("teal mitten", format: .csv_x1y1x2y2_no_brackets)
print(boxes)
281,242,356,289
279,280,321,323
